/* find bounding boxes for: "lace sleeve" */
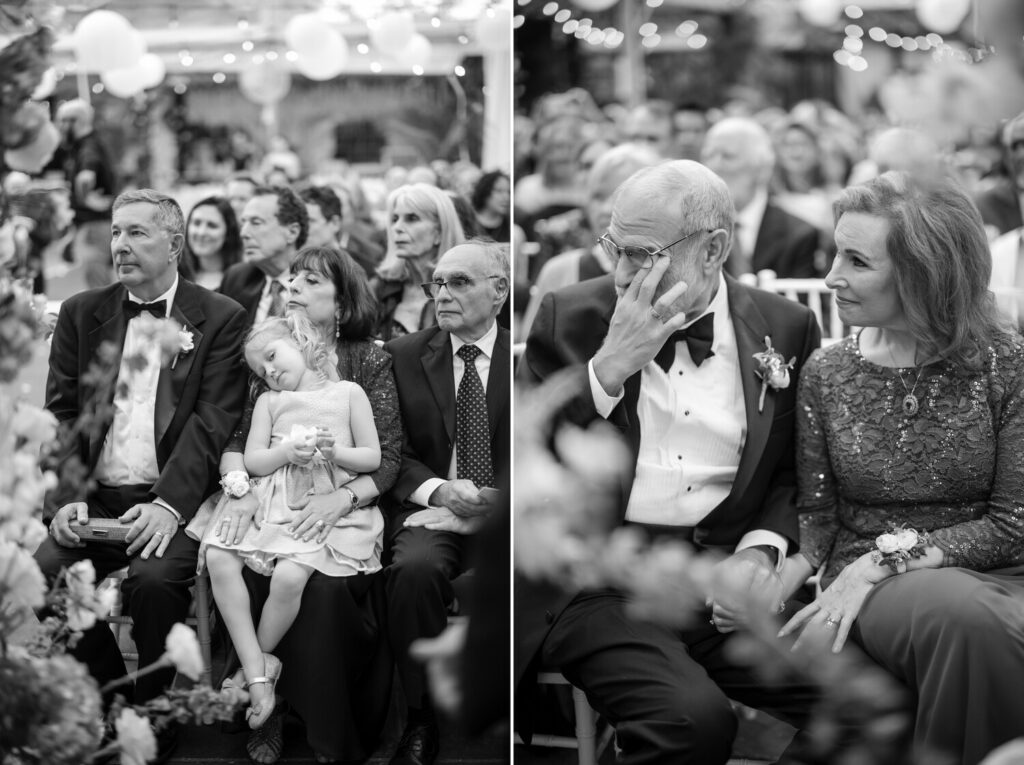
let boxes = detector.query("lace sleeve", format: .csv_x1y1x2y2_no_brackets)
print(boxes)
336,341,402,497
929,339,1024,569
796,350,840,570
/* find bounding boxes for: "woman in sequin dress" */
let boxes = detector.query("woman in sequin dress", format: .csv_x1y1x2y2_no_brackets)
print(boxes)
777,172,1024,765
216,245,402,764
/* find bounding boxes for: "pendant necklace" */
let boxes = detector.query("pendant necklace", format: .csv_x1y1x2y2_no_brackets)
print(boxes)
889,346,923,416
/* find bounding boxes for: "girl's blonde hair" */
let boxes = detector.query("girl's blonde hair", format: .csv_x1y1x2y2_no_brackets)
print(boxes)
244,314,332,380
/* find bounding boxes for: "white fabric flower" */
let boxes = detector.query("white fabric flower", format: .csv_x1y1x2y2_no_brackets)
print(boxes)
178,328,194,353
767,366,790,389
288,424,318,447
876,533,900,554
895,528,919,551
164,622,204,680
220,470,251,498
115,708,157,765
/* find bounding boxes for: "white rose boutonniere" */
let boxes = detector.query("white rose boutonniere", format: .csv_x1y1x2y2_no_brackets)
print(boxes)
752,336,796,413
172,326,194,369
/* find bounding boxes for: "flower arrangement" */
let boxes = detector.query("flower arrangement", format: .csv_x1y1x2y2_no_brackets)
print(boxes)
752,335,796,413
0,275,246,763
872,525,931,574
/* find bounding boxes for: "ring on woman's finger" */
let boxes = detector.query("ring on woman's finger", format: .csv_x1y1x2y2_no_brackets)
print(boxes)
824,615,839,627
650,307,662,321
314,519,326,530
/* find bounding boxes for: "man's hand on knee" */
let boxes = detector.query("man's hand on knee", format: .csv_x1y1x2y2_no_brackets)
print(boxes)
428,480,489,518
50,502,89,547
708,549,783,632
122,503,178,559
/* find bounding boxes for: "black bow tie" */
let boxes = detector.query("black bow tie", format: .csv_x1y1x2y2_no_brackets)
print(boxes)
123,299,167,320
654,312,715,372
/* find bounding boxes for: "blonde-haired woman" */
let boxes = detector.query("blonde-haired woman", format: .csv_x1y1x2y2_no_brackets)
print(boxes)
371,182,465,341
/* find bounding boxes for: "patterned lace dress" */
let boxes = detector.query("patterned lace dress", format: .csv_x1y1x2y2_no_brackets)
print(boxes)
796,332,1024,584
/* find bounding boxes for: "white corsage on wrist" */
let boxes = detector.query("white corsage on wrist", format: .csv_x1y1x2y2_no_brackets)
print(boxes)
871,525,930,574
752,336,796,413
220,470,252,499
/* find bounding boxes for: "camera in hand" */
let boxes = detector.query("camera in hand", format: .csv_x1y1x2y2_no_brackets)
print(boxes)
72,518,132,543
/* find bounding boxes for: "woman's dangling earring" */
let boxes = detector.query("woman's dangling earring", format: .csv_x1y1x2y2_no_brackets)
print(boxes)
334,308,341,341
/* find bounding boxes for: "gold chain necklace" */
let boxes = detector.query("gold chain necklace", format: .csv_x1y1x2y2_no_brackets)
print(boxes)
888,346,923,416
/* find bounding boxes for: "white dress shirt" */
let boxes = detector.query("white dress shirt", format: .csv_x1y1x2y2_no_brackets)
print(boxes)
94,278,183,520
410,321,499,506
588,273,788,566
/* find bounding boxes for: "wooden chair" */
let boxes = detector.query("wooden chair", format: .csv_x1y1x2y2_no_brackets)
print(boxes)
515,671,609,765
105,567,214,686
756,269,847,344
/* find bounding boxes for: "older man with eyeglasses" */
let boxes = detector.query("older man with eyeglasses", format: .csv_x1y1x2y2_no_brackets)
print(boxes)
517,160,823,764
382,238,511,765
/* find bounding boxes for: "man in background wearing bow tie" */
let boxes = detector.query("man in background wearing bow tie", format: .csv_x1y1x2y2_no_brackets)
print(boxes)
517,161,821,764
37,189,247,752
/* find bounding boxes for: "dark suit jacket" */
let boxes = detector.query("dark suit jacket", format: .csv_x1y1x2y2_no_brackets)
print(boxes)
514,273,820,691
975,176,1022,237
46,279,249,520
751,201,821,279
384,324,511,524
218,262,268,326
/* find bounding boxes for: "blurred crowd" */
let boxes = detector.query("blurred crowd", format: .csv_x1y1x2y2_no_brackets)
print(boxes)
511,86,1015,341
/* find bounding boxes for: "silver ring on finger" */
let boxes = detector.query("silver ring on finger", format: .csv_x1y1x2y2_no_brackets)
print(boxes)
314,519,326,530
650,307,662,321
824,614,839,627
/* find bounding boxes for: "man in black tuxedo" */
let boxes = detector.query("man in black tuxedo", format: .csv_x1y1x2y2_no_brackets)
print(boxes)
701,117,822,279
218,185,308,326
517,161,821,764
37,190,247,723
384,239,510,765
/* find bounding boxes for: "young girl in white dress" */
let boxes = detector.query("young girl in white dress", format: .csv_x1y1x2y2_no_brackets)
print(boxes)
187,314,384,728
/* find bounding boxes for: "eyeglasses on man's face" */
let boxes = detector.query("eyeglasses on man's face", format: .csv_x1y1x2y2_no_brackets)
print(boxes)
598,228,711,269
420,275,503,299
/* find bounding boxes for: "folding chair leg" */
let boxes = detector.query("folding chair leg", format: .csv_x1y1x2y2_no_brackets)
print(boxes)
572,685,598,765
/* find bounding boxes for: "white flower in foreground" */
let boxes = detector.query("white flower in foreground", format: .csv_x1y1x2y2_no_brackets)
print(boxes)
92,580,120,619
66,559,97,600
67,603,97,631
115,708,157,765
164,622,203,680
0,540,46,610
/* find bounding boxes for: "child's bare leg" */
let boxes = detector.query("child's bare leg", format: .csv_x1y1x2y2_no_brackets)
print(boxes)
256,559,313,653
206,548,272,716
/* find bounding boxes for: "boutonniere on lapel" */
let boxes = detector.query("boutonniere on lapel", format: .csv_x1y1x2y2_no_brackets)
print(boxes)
752,336,795,413
172,326,194,369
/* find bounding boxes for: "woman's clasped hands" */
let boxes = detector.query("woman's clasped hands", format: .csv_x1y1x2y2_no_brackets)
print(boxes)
777,552,892,653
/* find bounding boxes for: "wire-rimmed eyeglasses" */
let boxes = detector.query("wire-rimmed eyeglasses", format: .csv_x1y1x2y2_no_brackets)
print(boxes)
420,275,503,299
598,228,712,269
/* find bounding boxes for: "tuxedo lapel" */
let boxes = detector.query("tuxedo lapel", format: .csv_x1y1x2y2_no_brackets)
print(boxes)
421,330,456,442
87,287,129,464
726,277,775,500
155,281,206,447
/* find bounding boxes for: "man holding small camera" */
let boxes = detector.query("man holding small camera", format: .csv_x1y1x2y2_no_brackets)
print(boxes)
36,190,247,753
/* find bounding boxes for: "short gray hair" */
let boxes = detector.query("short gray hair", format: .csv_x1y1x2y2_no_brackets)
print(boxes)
464,237,510,281
113,189,185,239
616,160,734,236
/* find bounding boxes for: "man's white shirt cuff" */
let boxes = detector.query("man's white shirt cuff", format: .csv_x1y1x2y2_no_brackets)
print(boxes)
411,478,447,508
736,530,789,572
588,359,624,419
153,497,184,525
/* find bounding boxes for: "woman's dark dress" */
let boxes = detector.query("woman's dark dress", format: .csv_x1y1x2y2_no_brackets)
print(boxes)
797,333,1024,765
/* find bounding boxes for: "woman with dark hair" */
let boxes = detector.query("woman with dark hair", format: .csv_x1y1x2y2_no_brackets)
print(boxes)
216,245,401,764
471,170,510,242
180,196,242,290
778,171,1024,765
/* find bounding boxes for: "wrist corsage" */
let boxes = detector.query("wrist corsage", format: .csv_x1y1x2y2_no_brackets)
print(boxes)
752,336,796,413
220,470,252,499
871,525,930,574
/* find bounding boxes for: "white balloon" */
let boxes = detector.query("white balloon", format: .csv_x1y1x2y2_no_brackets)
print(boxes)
31,68,57,100
284,13,323,53
74,11,145,72
239,60,292,105
393,33,432,66
138,53,165,89
797,0,842,27
573,0,619,11
101,64,147,98
370,11,416,52
296,34,350,80
475,7,511,50
916,0,971,34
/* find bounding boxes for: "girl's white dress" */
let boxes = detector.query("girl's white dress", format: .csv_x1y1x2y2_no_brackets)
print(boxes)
187,381,383,577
